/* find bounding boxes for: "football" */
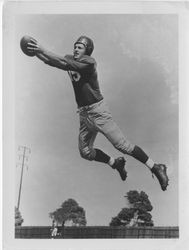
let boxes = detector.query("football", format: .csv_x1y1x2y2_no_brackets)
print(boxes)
20,35,36,57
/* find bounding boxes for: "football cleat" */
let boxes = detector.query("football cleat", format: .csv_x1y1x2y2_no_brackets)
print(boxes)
151,164,169,191
112,157,127,181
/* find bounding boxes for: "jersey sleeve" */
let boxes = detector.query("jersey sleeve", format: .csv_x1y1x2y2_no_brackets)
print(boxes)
63,55,96,72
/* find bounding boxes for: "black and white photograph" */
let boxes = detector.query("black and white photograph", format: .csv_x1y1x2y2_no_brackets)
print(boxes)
2,1,189,250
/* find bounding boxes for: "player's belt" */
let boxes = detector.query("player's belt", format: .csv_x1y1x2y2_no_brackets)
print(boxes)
78,99,104,112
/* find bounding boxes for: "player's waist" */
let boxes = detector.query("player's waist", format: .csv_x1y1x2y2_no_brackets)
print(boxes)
77,99,104,112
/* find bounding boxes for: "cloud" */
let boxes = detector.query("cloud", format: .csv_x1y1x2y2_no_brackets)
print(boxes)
109,15,178,104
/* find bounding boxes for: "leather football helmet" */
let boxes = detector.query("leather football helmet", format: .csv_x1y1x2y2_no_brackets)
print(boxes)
74,36,94,56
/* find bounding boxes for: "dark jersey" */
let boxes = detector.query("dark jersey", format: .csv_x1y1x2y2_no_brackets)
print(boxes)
63,55,103,107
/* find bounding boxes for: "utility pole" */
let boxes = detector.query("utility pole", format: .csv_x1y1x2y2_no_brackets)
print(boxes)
17,146,31,210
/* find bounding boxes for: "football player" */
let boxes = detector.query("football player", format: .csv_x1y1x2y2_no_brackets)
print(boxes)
27,36,169,191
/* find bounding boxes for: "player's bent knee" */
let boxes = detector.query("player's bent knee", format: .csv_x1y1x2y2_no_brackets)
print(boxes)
114,138,135,155
79,147,95,161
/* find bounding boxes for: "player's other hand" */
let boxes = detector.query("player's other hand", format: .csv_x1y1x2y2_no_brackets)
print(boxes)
27,39,45,54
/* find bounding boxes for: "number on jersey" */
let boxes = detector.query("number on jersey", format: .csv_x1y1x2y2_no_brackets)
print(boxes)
68,71,81,82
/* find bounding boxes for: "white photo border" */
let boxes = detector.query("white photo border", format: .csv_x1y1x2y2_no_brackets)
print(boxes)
2,1,189,250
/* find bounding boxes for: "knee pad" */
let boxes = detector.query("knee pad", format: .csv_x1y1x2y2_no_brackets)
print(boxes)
114,138,135,155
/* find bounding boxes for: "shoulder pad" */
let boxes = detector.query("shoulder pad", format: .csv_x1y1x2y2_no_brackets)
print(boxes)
79,55,96,65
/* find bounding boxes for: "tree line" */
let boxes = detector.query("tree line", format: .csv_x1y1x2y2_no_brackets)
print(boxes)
15,190,154,227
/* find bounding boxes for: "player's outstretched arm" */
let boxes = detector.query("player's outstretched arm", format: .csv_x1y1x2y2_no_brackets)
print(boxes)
27,40,68,70
34,52,59,68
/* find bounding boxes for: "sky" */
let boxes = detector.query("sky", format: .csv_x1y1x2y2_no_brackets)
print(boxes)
14,14,178,227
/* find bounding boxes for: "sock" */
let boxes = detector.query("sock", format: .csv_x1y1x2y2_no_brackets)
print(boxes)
94,148,111,164
108,157,115,167
131,145,149,163
131,145,155,169
145,158,155,169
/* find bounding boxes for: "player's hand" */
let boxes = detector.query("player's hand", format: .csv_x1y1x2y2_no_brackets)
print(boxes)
27,39,45,54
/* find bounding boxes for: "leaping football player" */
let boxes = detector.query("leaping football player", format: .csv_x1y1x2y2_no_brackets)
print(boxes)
27,35,169,191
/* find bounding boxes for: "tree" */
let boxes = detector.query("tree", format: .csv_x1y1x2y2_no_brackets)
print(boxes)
15,207,24,226
110,190,154,227
49,198,87,227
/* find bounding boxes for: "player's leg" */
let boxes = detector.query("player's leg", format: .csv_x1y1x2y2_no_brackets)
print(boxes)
94,149,127,181
78,113,115,163
93,102,169,190
78,113,127,181
129,145,169,191
78,118,97,161
105,125,168,190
